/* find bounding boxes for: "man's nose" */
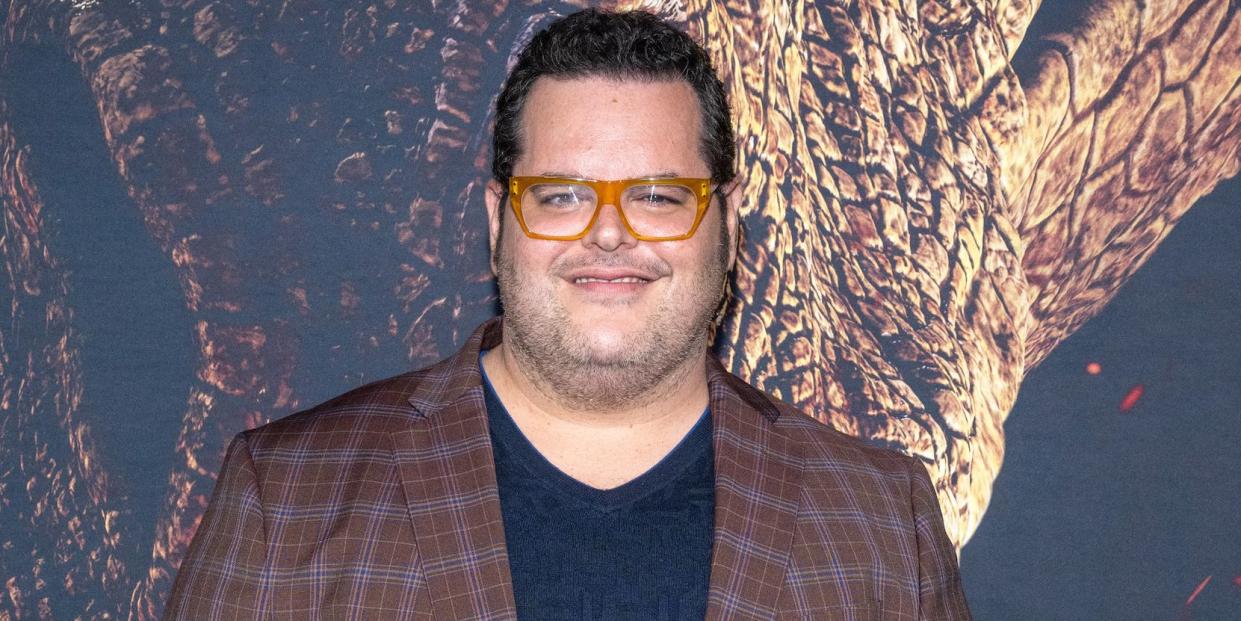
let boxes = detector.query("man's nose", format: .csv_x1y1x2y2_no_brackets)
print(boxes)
582,201,638,251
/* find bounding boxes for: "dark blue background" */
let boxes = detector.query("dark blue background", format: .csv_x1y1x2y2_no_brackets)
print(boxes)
2,3,1237,618
960,176,1241,620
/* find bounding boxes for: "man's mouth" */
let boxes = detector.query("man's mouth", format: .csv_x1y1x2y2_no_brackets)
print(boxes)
563,268,660,295
573,276,649,284
564,266,660,283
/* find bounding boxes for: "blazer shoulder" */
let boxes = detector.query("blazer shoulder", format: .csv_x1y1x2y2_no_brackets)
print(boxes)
240,356,452,453
772,400,921,480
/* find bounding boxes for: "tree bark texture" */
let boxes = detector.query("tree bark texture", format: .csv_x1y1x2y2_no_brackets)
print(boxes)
0,0,1237,617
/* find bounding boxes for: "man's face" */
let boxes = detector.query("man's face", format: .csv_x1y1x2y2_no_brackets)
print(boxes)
485,75,739,409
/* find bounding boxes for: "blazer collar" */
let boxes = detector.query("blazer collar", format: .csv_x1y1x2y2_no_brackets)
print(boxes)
703,355,803,620
403,315,503,418
393,316,516,619
393,317,802,620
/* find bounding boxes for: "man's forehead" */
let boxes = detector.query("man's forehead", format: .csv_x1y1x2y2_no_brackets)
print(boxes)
507,74,712,182
534,169,682,179
517,75,704,149
522,75,701,117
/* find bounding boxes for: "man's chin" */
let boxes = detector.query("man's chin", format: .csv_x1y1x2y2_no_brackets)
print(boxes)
574,333,646,367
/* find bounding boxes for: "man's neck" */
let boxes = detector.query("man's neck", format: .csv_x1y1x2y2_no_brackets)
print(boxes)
480,341,711,489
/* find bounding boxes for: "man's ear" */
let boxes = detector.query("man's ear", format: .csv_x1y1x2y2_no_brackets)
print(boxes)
720,179,742,270
485,178,505,274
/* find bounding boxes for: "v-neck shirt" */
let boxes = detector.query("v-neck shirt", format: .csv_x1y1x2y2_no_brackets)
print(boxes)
480,352,715,620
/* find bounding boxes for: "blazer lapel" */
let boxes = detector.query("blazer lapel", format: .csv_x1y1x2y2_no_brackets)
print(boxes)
389,319,803,620
704,358,804,621
391,317,518,620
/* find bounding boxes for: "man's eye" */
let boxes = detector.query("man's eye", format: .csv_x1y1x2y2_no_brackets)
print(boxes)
630,187,688,207
541,193,577,204
532,187,588,207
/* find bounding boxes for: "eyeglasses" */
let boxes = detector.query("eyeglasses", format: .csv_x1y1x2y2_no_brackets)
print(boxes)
507,176,714,241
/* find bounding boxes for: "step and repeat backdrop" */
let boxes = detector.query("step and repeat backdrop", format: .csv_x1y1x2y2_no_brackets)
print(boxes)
1,0,1238,618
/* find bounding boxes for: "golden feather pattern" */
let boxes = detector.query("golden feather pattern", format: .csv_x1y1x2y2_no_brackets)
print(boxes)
0,0,1236,616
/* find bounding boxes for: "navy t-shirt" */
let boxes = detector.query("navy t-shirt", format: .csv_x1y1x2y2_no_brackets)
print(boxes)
480,355,715,620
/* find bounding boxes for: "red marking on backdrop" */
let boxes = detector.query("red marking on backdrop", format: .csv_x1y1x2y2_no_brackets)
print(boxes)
1176,575,1212,621
1119,384,1144,412
1187,575,1212,606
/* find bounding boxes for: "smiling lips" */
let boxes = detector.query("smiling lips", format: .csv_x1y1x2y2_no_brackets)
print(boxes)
564,268,658,291
574,276,647,284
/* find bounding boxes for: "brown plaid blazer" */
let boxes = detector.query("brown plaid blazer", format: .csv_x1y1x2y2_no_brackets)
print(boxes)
165,317,971,620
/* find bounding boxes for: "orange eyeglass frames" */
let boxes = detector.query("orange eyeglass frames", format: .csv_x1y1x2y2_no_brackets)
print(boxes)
507,175,715,241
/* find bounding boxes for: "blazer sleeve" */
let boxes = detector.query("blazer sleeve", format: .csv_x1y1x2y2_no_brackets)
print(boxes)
164,433,270,620
908,457,973,620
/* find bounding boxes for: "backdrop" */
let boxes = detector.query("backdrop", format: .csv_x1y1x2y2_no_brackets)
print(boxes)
1,0,1238,618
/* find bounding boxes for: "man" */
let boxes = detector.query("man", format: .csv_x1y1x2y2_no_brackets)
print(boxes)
165,8,971,620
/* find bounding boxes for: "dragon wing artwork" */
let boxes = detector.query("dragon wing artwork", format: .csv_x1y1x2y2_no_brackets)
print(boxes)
0,0,1237,617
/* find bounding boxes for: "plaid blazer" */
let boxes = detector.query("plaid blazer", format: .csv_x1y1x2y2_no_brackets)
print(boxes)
165,317,971,620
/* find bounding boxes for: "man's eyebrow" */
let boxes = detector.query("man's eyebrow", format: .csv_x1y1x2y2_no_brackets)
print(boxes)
536,170,682,179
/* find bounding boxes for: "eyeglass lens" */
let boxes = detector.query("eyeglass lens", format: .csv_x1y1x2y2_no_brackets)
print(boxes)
521,182,698,237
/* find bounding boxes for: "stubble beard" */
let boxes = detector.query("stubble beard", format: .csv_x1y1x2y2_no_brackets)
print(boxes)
494,237,728,414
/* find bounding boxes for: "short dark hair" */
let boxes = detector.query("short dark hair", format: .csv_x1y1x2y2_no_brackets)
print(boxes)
491,8,736,186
